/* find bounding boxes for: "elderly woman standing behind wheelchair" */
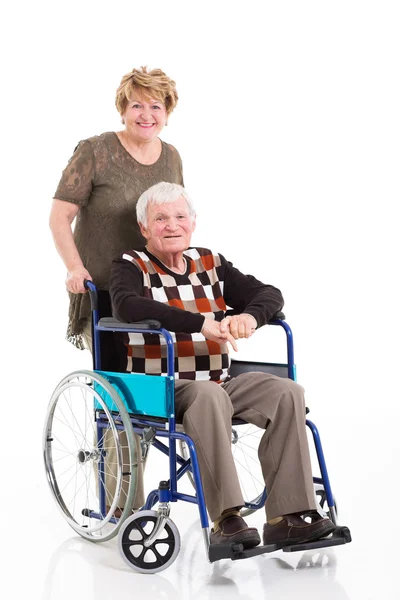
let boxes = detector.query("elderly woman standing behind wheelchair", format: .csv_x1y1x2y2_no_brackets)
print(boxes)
49,66,183,512
50,66,183,357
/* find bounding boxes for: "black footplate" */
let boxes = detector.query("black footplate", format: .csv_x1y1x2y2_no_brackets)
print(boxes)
208,526,351,563
209,542,279,563
282,526,352,552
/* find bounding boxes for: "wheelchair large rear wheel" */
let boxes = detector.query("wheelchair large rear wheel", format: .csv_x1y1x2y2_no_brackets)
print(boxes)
43,370,139,542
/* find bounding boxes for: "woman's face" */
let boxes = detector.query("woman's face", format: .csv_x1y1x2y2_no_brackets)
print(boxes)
140,197,196,257
122,96,167,143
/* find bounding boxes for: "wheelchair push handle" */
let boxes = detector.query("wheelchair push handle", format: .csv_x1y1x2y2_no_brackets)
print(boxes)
84,279,96,292
84,279,98,310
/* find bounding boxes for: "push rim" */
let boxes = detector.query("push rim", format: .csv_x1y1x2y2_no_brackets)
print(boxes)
43,370,138,542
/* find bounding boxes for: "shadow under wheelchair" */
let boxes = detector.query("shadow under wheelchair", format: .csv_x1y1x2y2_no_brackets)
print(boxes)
42,536,179,600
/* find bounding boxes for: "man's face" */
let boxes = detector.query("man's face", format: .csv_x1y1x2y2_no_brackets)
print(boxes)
140,196,196,256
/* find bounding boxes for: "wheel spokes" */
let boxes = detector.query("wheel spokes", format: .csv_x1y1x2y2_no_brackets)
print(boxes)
44,372,138,542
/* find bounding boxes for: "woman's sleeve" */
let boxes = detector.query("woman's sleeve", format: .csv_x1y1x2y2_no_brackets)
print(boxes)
110,258,205,333
178,151,184,186
53,140,95,206
167,143,184,187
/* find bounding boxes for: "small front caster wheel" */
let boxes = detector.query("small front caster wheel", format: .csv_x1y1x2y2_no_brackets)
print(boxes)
118,510,181,574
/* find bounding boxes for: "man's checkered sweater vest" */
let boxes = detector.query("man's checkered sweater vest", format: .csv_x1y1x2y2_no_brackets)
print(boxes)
122,248,230,382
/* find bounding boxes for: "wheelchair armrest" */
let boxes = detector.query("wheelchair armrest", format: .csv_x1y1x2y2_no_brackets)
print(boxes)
271,311,285,321
85,282,162,330
98,317,162,331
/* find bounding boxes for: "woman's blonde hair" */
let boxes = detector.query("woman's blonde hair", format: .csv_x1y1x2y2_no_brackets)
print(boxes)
115,66,178,116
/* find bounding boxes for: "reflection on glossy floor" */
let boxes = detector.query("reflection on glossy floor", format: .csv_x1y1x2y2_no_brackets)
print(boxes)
6,342,400,600
4,439,399,600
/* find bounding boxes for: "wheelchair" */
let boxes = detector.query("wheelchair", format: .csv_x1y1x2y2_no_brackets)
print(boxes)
43,281,351,574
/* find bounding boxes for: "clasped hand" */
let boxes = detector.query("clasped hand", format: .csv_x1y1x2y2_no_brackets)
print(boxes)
201,314,257,352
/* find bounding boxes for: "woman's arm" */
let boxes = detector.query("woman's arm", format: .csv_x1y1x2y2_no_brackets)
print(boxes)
49,199,92,293
50,140,95,293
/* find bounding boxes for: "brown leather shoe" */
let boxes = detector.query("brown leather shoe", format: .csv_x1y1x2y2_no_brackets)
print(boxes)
263,511,336,547
210,515,261,549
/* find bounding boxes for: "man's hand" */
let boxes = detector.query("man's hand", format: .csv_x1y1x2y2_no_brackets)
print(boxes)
220,314,257,340
201,318,238,352
66,266,92,294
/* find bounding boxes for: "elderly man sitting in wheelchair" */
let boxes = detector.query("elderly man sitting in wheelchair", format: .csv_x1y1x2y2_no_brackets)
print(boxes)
109,181,336,551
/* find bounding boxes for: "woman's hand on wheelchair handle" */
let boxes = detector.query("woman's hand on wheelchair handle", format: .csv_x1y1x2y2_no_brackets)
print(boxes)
66,266,92,294
201,318,238,352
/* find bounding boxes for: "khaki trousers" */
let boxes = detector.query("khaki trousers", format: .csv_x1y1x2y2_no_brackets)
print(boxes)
83,319,316,521
174,372,317,521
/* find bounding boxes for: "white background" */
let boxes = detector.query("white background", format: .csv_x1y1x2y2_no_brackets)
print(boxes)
2,1,400,598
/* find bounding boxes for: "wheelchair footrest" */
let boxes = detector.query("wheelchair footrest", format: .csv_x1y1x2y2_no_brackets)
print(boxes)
208,526,351,562
281,526,352,553
209,542,278,563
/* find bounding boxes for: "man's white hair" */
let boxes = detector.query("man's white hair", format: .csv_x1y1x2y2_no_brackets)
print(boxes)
136,182,196,227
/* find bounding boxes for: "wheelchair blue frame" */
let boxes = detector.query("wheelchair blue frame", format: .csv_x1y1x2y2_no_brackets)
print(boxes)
85,281,342,555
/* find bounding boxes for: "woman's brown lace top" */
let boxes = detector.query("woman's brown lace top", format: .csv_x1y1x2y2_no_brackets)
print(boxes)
54,131,184,347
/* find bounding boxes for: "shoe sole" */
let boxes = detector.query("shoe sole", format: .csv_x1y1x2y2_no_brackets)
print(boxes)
238,534,262,549
211,532,261,550
264,522,336,548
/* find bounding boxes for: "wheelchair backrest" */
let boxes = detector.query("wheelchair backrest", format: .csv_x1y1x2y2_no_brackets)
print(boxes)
229,359,289,379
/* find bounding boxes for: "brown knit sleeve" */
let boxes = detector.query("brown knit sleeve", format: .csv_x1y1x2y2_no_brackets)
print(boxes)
177,150,184,186
53,140,95,206
164,142,184,186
